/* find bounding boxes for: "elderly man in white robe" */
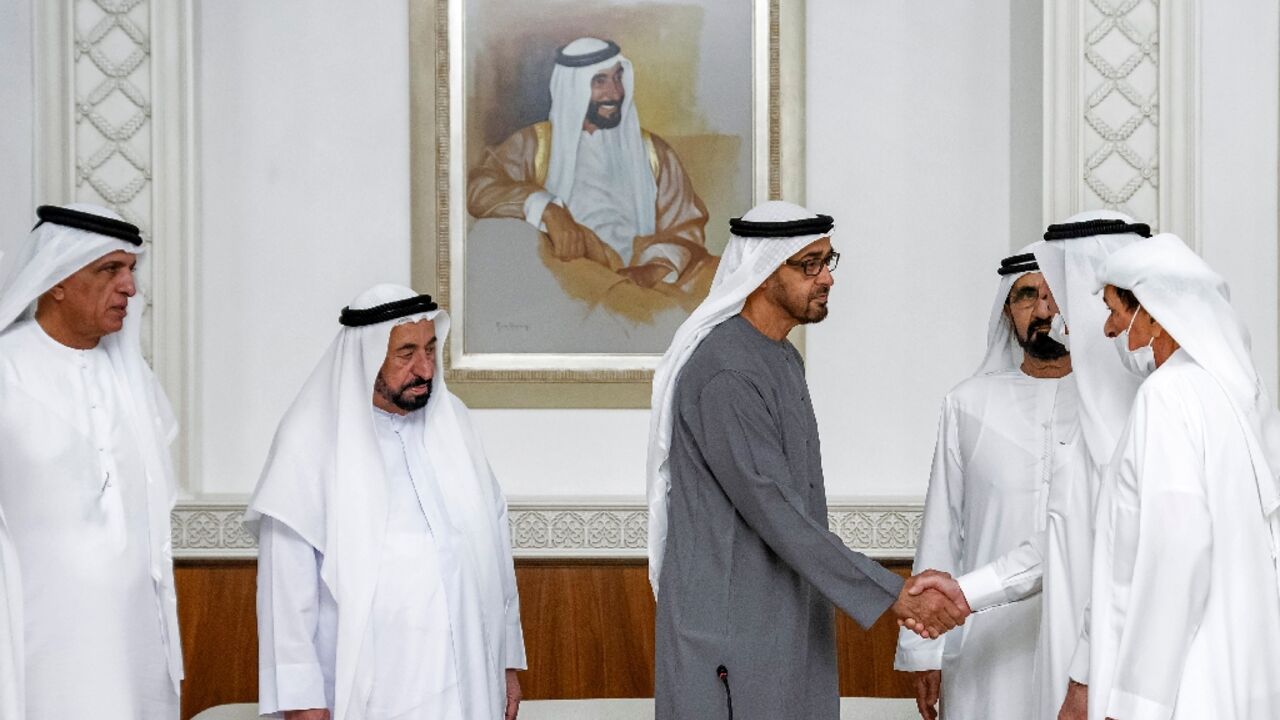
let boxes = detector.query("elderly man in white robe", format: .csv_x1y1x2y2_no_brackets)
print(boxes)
247,285,526,720
895,250,1091,720
1074,234,1280,719
0,204,184,718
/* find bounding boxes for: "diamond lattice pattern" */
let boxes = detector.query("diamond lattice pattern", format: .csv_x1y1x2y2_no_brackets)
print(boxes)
74,0,153,356
1082,0,1159,224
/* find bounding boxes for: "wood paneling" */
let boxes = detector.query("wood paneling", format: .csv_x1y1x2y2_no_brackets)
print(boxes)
515,560,657,698
175,560,260,720
174,559,914,719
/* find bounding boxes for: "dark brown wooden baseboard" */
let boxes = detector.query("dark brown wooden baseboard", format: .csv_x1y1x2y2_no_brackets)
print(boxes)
176,559,914,720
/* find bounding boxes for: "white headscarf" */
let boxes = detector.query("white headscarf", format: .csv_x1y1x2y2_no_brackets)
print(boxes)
245,285,509,720
0,203,183,693
1098,233,1280,527
646,200,831,594
974,243,1041,376
546,37,657,237
1032,210,1147,469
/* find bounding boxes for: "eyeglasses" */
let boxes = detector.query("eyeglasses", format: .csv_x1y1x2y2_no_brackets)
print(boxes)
1006,285,1041,309
784,251,840,277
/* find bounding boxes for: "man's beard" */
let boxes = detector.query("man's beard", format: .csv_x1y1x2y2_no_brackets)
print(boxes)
375,374,432,412
1019,320,1068,360
779,285,830,324
585,97,624,129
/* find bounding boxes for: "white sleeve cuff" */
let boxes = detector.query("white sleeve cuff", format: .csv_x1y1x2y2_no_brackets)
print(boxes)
1107,687,1175,720
259,661,327,715
636,243,692,280
893,626,944,671
522,191,558,231
1067,638,1090,684
505,617,528,670
957,565,1006,611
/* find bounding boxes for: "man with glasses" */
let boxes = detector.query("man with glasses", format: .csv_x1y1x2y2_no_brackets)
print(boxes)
647,201,970,720
894,249,1092,719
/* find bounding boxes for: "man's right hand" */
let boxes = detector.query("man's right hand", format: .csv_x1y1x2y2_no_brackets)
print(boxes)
913,670,941,720
1057,680,1087,720
541,204,613,265
284,710,330,720
891,570,970,638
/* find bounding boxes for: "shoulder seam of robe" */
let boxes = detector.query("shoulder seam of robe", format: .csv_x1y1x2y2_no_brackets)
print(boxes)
532,120,660,186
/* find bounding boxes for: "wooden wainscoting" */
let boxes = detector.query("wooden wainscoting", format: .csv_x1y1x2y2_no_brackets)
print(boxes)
175,561,260,719
175,559,914,720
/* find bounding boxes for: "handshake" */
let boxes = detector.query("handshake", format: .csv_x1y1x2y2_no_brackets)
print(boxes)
890,569,972,639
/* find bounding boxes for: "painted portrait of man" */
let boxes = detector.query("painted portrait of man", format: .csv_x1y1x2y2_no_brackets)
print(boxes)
457,0,752,356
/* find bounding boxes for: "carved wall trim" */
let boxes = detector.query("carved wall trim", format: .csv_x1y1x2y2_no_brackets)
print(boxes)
172,500,924,561
1044,0,1199,247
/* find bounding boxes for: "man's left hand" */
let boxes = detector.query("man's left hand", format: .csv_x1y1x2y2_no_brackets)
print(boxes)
506,669,522,720
617,261,675,289
1057,680,1087,720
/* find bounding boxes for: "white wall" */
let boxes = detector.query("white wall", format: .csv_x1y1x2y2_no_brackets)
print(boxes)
1198,0,1279,398
0,0,34,252
805,1,1020,498
194,1,413,493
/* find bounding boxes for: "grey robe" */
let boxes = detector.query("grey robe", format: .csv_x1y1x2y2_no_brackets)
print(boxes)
655,316,904,720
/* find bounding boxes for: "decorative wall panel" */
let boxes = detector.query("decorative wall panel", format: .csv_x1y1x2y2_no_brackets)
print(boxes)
1045,0,1198,244
74,0,156,352
172,501,925,560
1082,0,1159,219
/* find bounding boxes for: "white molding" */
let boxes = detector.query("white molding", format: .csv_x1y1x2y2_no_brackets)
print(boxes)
1043,0,1084,226
33,0,74,205
1157,0,1200,250
778,0,805,204
172,499,924,561
149,0,201,493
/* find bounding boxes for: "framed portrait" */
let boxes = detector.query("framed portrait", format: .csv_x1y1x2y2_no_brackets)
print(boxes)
410,0,805,407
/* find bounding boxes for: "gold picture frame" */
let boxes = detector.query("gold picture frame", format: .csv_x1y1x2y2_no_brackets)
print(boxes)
410,0,805,408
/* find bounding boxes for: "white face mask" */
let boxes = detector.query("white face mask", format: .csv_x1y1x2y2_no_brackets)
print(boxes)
1114,305,1156,377
1048,313,1070,351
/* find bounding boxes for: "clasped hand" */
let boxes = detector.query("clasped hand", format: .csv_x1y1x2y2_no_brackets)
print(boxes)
891,569,972,639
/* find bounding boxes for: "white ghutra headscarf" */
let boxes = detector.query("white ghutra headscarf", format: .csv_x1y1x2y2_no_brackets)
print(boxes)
974,244,1042,376
1099,233,1280,545
1032,210,1150,470
546,37,657,238
646,200,832,594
